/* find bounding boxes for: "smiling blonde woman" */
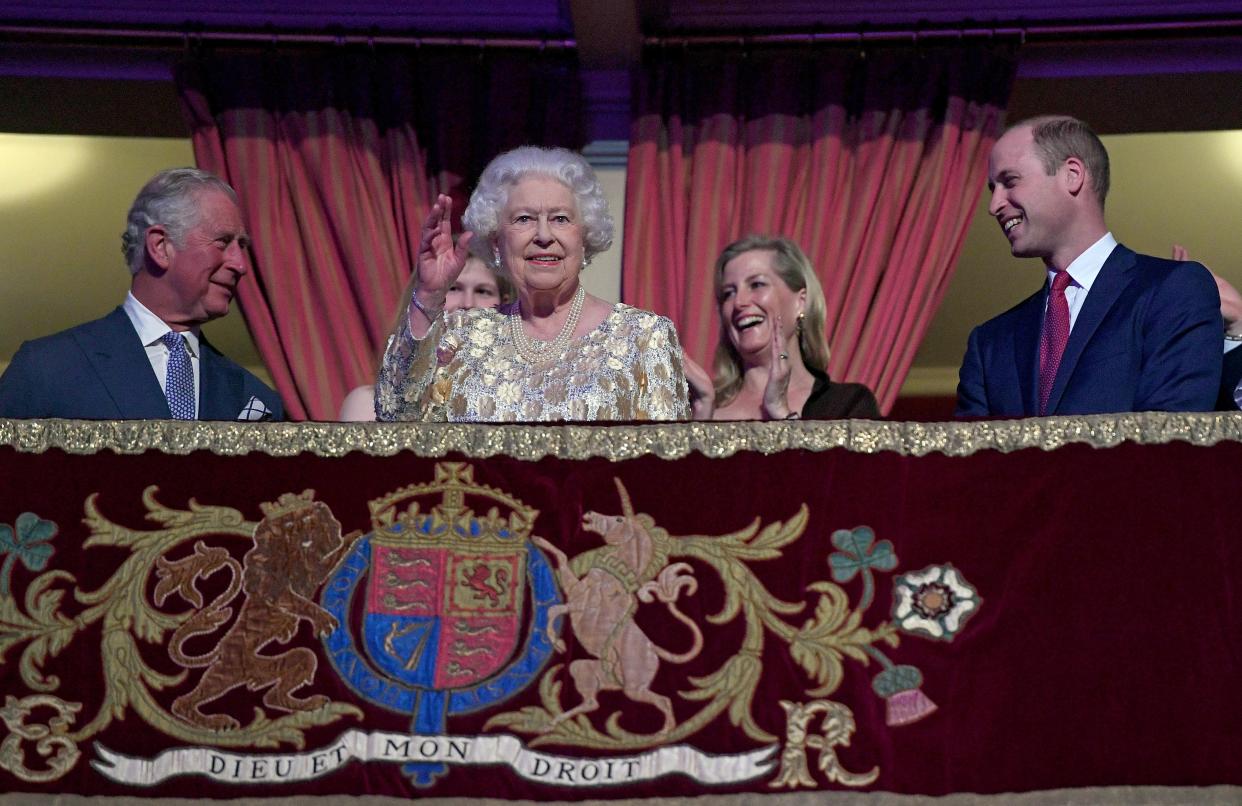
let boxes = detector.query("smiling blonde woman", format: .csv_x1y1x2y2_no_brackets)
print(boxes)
683,235,878,421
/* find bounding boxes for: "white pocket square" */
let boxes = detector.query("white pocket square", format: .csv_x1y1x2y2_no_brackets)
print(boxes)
237,396,273,422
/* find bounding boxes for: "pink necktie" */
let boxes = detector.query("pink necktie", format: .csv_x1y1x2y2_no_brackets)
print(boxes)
1038,270,1072,415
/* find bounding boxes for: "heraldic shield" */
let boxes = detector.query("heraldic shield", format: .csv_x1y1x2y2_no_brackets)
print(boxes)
321,463,560,786
364,534,528,689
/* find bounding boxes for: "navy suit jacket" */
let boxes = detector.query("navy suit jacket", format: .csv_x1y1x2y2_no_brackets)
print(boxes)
0,307,284,421
956,245,1221,417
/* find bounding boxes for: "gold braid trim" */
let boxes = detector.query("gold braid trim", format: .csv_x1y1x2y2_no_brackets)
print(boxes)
2,412,1242,459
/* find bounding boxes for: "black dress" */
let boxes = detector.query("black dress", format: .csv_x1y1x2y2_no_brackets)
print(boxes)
801,368,880,419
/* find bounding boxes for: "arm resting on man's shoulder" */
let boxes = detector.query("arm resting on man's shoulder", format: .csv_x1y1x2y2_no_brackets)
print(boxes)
1135,261,1222,412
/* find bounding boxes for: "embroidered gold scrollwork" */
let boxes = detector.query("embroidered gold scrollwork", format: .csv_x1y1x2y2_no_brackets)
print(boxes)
0,486,364,782
486,478,902,759
771,699,878,789
484,475,912,790
0,694,81,783
485,479,801,750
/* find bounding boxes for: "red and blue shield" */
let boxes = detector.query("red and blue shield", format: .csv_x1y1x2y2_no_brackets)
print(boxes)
363,539,527,688
321,524,559,786
319,463,561,787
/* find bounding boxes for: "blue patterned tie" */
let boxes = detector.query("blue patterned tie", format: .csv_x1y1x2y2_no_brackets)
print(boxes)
161,331,195,420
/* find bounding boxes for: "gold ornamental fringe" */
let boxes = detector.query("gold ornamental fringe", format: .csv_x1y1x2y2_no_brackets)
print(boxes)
3,412,1242,460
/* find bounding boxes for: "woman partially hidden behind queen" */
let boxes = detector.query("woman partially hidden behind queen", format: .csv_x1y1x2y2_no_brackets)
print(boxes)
376,146,690,422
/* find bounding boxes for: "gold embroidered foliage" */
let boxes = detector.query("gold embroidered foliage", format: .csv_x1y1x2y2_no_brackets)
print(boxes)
485,495,907,753
790,582,899,697
0,486,365,783
0,571,76,693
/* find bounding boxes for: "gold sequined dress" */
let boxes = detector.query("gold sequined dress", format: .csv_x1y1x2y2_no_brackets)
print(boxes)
376,303,691,422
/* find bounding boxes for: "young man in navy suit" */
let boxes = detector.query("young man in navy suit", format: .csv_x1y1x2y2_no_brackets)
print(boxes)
955,116,1220,417
0,168,283,421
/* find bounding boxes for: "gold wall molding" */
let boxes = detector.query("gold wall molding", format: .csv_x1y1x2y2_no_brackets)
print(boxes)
896,366,959,397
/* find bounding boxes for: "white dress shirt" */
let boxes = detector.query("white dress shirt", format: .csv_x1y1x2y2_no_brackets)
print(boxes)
1051,238,1236,356
1045,232,1118,332
121,292,201,419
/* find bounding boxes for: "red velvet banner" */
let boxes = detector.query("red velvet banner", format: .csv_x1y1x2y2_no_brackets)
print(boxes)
0,417,1238,802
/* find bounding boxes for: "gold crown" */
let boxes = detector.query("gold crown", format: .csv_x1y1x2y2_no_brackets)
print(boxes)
259,489,318,519
369,463,537,545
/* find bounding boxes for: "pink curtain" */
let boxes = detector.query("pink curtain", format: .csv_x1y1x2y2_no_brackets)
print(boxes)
624,45,1016,412
177,49,581,419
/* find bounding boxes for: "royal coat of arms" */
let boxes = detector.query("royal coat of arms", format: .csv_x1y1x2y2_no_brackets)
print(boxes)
0,461,981,795
322,463,559,784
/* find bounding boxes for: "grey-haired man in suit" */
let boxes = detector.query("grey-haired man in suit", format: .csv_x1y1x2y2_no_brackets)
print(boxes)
0,168,283,420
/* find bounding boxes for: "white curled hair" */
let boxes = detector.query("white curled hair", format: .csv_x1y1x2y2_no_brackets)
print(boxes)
462,146,614,265
121,168,239,275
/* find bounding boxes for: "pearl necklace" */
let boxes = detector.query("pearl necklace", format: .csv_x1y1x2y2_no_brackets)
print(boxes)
510,285,586,362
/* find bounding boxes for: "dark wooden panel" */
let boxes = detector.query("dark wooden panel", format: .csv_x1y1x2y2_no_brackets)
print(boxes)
0,75,186,137
1009,71,1242,134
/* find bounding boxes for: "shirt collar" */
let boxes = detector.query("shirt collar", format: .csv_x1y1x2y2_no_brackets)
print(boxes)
123,292,201,357
1048,232,1117,292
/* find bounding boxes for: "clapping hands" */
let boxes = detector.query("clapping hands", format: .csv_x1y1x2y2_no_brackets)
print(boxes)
760,314,795,420
682,314,797,421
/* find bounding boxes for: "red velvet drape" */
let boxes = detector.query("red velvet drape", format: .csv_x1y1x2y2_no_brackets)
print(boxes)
624,45,1016,412
177,49,582,419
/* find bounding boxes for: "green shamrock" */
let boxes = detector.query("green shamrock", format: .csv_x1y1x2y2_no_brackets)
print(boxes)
0,513,58,596
827,526,897,611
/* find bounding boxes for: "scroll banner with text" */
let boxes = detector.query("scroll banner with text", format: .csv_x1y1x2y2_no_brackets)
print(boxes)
0,415,1238,804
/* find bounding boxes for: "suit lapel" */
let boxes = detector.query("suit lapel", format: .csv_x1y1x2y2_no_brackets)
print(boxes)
1013,291,1045,415
197,336,243,421
75,308,171,419
1046,244,1137,414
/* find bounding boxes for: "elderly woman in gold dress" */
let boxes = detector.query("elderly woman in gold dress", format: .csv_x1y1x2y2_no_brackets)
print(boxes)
376,146,690,422
337,254,511,421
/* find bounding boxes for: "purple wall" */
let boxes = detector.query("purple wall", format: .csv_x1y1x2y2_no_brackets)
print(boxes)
4,0,1242,35
0,0,572,35
646,0,1242,29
